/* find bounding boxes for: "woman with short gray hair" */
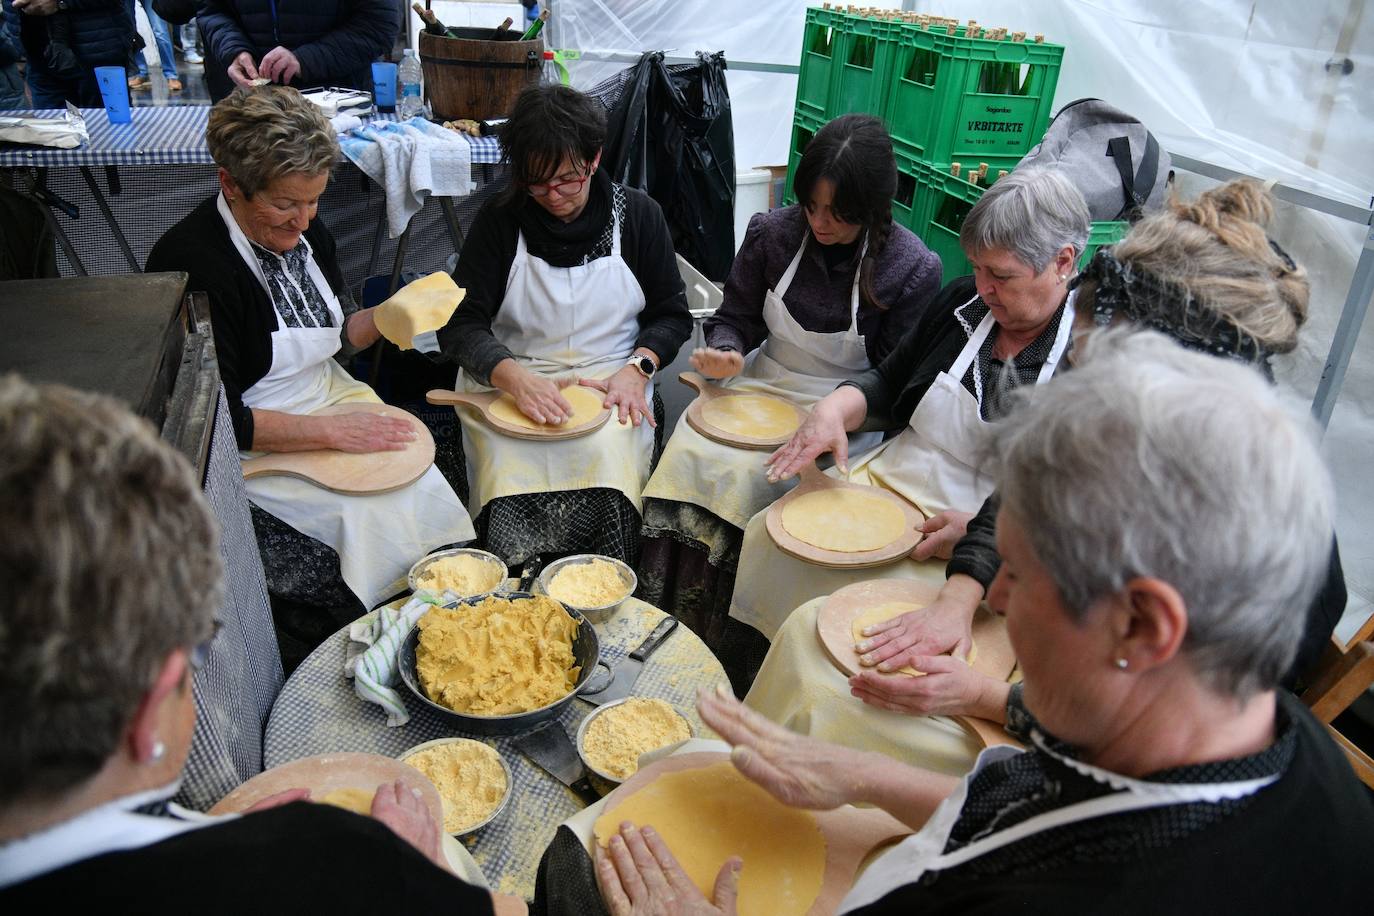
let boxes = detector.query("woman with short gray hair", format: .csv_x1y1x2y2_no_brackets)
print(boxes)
147,87,473,661
725,168,1090,691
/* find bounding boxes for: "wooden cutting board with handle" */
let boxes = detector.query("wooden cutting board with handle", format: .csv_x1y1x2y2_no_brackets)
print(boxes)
765,463,924,568
426,386,611,441
209,751,444,823
815,578,1023,750
679,371,808,451
240,403,434,495
592,751,910,916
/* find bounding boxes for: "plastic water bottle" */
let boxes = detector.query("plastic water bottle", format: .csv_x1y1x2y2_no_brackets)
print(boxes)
398,49,424,119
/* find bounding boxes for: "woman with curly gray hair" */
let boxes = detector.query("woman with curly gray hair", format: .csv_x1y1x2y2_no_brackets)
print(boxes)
147,87,472,657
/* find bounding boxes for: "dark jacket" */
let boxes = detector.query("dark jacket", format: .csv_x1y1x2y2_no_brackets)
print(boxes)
197,0,399,100
146,195,351,450
18,0,132,73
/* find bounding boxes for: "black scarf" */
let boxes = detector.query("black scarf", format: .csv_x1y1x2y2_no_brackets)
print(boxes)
514,169,615,268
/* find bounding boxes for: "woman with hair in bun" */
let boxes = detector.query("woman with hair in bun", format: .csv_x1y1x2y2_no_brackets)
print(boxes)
638,114,942,663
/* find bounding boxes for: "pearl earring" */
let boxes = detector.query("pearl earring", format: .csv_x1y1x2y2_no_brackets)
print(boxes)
1114,657,1129,671
150,740,166,762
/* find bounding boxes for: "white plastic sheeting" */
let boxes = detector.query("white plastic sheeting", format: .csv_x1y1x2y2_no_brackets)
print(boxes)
545,0,1373,618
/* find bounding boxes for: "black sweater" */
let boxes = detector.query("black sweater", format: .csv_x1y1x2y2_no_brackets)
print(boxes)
434,171,693,385
146,196,353,450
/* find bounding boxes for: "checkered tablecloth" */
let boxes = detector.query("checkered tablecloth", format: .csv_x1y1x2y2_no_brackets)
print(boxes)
0,106,504,168
263,598,726,900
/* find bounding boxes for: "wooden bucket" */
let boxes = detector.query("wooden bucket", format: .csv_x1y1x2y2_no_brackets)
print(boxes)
419,28,544,121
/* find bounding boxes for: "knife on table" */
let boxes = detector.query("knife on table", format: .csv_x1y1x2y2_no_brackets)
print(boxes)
512,721,602,806
580,617,679,707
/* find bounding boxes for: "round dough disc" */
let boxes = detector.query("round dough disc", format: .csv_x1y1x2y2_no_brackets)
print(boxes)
781,488,909,552
700,394,801,439
594,761,825,916
848,601,978,676
489,385,605,430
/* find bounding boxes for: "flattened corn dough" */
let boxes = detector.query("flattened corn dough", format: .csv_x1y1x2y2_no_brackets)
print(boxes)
547,558,630,607
582,698,690,780
489,385,605,430
416,553,502,596
594,762,826,916
850,602,978,676
315,787,375,814
416,595,580,715
781,488,908,552
700,394,800,439
374,271,464,349
403,741,507,833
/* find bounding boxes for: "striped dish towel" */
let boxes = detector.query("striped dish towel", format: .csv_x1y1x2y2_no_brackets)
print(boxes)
345,594,438,726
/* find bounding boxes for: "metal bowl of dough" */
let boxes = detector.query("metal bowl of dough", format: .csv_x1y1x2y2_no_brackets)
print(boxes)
398,737,514,835
574,697,695,790
535,554,637,622
397,591,602,736
407,547,509,598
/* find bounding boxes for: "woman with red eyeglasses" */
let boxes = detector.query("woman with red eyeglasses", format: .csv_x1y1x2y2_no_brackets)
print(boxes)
430,84,692,569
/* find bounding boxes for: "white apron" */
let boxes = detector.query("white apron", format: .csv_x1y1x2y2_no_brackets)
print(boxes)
643,232,883,528
222,195,473,609
839,739,1278,912
458,201,654,514
728,292,1074,640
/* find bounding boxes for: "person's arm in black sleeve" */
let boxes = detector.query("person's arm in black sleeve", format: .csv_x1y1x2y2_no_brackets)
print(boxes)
433,202,518,384
625,191,692,366
875,238,942,363
703,211,772,354
289,0,399,85
946,491,1001,590
842,304,934,428
196,0,255,72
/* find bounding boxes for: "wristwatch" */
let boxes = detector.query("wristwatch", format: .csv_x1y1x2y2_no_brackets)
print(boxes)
626,355,657,380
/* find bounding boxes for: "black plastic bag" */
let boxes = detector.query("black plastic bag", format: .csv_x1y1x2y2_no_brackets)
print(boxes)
596,51,736,282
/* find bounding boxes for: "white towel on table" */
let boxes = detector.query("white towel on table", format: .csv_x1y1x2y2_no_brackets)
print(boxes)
346,594,441,726
338,118,473,239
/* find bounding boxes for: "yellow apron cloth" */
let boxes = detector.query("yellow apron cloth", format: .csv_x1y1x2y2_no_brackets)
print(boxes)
744,596,982,777
643,232,882,528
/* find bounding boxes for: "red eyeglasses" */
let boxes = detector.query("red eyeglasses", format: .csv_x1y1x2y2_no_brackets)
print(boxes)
527,173,590,198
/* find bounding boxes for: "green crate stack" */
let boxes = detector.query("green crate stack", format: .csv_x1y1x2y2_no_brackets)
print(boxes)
830,15,900,120
794,7,848,120
883,25,1063,176
1079,220,1128,266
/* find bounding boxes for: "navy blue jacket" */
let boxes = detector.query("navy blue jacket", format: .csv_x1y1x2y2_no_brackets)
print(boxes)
17,0,132,73
198,0,399,100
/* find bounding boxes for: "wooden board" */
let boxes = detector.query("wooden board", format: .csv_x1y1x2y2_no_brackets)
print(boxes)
765,464,924,568
426,387,610,441
679,371,809,451
240,403,434,495
208,751,444,826
815,578,1022,751
592,751,910,916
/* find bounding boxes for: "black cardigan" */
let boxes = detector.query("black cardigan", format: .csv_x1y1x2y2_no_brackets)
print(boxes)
146,196,353,450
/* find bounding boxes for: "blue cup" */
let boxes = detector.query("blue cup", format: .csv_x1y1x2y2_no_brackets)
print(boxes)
372,61,398,113
93,66,131,123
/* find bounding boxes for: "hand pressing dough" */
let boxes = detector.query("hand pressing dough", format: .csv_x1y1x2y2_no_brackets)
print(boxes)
489,385,605,430
700,394,801,439
851,602,978,676
781,489,909,552
374,271,465,350
316,787,375,814
594,761,826,916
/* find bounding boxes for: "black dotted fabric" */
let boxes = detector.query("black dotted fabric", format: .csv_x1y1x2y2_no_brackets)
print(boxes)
955,298,1067,421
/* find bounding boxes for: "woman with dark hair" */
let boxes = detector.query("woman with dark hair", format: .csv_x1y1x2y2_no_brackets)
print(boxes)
429,84,692,568
636,114,941,667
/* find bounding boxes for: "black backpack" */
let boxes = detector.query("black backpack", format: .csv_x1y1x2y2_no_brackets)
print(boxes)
1019,97,1173,222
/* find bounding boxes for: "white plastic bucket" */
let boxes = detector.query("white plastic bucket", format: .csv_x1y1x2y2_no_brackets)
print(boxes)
734,168,773,253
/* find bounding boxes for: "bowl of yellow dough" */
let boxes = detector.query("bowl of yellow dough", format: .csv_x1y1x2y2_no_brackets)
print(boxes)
397,591,601,735
576,697,694,788
407,547,508,598
399,737,513,835
536,554,637,621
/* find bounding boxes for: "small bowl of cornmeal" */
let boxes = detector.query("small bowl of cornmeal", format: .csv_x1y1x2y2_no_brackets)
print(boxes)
537,554,637,622
576,697,693,789
408,547,508,598
399,737,512,835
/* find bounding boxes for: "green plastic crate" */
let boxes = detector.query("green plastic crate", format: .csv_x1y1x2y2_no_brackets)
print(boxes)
889,149,923,231
794,7,848,120
885,26,1063,176
782,111,827,207
830,16,899,117
1079,220,1128,266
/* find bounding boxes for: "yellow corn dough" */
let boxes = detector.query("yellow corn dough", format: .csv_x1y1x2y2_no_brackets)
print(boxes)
594,761,826,916
851,602,978,676
781,488,909,552
700,394,801,439
581,698,691,780
403,741,508,833
374,271,465,350
416,595,580,715
488,385,605,430
315,787,375,814
416,552,503,596
547,558,630,607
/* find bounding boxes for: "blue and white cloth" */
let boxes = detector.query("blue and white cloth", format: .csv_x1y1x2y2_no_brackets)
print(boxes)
338,117,474,238
345,594,440,727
